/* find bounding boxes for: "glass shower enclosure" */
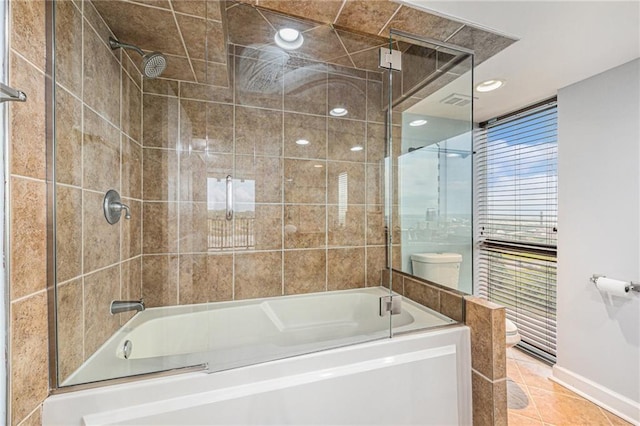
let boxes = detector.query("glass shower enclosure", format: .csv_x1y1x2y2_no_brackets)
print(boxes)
51,0,473,388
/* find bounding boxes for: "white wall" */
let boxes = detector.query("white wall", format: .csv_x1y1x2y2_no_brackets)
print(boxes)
555,58,640,423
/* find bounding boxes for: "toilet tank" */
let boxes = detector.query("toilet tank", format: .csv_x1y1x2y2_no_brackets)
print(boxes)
410,253,463,289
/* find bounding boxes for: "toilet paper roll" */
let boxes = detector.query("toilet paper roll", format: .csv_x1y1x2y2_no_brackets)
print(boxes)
595,277,629,297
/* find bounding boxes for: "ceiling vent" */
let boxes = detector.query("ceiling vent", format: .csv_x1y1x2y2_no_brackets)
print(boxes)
440,93,472,107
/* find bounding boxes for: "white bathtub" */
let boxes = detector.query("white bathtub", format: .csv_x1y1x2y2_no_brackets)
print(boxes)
62,287,456,386
44,287,471,425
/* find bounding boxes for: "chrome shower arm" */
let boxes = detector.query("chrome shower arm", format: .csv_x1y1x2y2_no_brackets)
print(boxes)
109,37,144,57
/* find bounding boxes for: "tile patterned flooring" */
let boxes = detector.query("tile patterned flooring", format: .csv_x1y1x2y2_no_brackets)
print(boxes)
506,348,633,425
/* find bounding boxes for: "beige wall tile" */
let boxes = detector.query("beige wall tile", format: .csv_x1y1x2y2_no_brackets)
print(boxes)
84,265,121,357
180,80,233,104
366,205,385,245
142,148,179,201
10,0,46,71
179,150,208,202
235,251,282,299
84,0,116,43
55,0,82,97
365,162,383,205
122,136,142,200
284,113,327,160
284,250,326,295
284,68,327,116
180,100,233,154
328,248,365,290
328,204,365,247
56,185,82,283
83,22,121,126
472,371,495,426
143,202,179,254
10,53,46,179
120,256,143,324
335,0,400,36
328,75,366,121
284,159,327,204
55,86,83,186
234,54,284,109
365,246,385,287
143,94,180,148
144,78,179,97
19,405,42,426
440,290,464,322
284,204,326,249
83,107,121,192
142,255,179,307
251,204,283,250
494,379,508,426
446,25,516,65
179,202,209,253
366,122,385,163
235,155,282,203
122,52,143,89
57,279,84,382
465,296,505,381
121,198,142,259
327,118,366,162
382,6,463,40
90,1,184,57
10,292,48,425
235,106,283,156
122,73,142,143
121,256,142,300
404,277,440,311
83,190,120,273
259,0,343,24
327,161,365,204
179,254,233,304
10,178,47,300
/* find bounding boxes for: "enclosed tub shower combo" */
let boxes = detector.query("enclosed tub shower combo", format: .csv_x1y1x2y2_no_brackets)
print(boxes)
39,0,502,423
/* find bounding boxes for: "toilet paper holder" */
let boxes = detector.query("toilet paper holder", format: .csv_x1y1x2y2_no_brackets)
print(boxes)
590,274,640,293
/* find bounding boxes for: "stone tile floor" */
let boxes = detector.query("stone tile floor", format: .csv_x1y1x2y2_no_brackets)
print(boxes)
506,348,633,425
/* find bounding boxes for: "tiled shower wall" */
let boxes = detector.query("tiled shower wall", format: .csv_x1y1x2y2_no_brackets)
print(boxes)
140,46,389,307
53,0,143,383
8,0,49,423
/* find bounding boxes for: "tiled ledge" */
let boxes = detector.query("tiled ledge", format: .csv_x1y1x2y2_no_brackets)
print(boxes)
383,269,508,426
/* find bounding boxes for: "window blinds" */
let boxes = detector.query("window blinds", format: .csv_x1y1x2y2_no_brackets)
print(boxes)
475,101,558,359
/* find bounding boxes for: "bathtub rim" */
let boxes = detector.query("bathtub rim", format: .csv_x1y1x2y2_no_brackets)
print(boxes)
44,324,471,426
54,287,461,393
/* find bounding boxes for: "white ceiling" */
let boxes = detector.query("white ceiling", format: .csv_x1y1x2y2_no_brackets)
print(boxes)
404,0,640,122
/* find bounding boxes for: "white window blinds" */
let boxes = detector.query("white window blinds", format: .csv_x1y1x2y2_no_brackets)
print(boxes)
475,100,558,359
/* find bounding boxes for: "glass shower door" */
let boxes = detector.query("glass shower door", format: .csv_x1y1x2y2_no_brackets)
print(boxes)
385,31,474,330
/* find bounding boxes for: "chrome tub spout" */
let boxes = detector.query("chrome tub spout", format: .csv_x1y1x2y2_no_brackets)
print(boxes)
111,299,145,315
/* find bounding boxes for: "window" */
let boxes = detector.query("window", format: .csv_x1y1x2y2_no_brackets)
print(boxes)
475,99,558,360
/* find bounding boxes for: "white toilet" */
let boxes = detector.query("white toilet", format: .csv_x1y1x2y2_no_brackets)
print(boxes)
410,252,521,348
505,318,521,348
410,253,462,289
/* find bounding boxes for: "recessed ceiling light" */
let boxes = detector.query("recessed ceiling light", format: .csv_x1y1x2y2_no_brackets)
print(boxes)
275,28,304,50
476,79,504,92
296,139,310,145
330,107,348,117
350,145,364,152
313,164,323,168
409,119,428,127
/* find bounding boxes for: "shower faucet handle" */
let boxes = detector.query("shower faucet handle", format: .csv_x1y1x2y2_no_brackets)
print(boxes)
103,189,131,224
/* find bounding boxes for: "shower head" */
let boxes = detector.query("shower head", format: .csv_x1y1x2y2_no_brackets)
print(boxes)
109,37,167,79
141,52,167,79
